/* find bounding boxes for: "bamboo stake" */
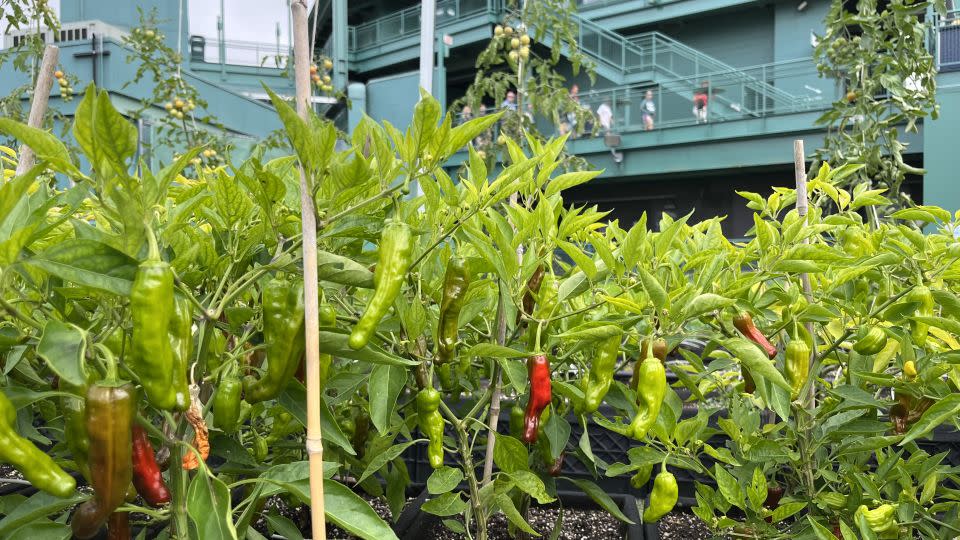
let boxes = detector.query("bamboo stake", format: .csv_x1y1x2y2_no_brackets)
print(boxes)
16,45,58,175
291,2,326,539
793,139,818,502
793,139,817,408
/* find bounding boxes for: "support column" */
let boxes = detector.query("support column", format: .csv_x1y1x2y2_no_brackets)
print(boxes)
923,72,960,214
419,0,436,94
347,82,366,136
332,0,349,91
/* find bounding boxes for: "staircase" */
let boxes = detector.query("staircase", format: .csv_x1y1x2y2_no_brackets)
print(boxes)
568,12,807,117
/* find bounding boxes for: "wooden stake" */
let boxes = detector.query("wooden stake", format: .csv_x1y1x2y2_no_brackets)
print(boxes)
16,45,59,175
291,2,326,539
793,140,816,408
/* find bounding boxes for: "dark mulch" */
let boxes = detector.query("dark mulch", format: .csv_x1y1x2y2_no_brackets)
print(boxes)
658,511,719,540
422,505,624,540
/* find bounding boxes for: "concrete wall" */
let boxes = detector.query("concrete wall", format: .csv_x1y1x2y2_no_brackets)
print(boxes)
923,71,960,212
658,6,776,68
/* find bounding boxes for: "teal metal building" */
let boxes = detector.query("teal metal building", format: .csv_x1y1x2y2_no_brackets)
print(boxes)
2,0,958,232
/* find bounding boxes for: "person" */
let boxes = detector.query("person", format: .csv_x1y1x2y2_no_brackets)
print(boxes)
596,100,613,133
567,84,580,138
460,105,473,125
640,90,656,131
693,81,709,124
501,90,517,111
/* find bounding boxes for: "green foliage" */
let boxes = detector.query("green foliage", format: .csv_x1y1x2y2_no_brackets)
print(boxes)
813,0,941,203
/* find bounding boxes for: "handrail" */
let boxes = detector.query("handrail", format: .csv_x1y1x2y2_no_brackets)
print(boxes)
572,57,827,133
350,0,502,52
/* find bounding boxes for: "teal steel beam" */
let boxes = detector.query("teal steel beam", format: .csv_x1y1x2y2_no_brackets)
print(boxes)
578,0,761,33
332,0,348,90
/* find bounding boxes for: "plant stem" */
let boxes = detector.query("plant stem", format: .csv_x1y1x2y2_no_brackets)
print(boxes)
482,281,507,485
166,410,190,538
457,424,487,540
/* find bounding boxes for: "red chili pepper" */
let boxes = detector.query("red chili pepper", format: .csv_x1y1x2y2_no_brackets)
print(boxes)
733,312,777,359
522,354,551,443
131,425,171,506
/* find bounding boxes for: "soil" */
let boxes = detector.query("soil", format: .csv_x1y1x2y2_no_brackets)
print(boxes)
254,492,729,540
421,505,624,540
658,511,720,540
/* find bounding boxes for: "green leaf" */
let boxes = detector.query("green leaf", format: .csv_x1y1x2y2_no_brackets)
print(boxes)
900,394,960,445
493,432,529,473
0,118,79,176
714,464,744,508
93,90,138,175
317,249,375,288
545,170,602,197
265,513,303,540
427,466,464,495
684,293,735,319
26,240,138,296
278,382,356,455
358,440,418,484
464,343,527,359
911,315,960,336
567,478,634,524
443,113,502,158
367,364,405,434
0,491,86,536
409,90,441,161
808,515,839,540
187,472,239,540
496,493,539,535
0,165,42,233
509,470,555,504
890,208,940,223
325,479,399,539
771,501,806,523
724,338,791,392
638,267,668,310
36,320,86,387
318,330,418,366
422,492,468,517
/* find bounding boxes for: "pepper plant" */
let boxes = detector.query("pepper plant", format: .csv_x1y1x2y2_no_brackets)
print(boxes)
3,71,960,540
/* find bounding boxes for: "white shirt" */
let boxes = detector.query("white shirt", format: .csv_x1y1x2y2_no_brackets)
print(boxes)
596,103,613,129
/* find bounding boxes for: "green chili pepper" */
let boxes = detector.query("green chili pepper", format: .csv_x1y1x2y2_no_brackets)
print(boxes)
0,391,75,497
582,330,622,413
908,284,934,346
417,387,444,469
349,220,413,350
436,257,470,364
243,276,305,403
642,470,678,523
528,273,559,349
71,382,135,538
853,325,887,355
785,335,811,400
130,237,177,410
436,362,458,393
169,295,193,411
352,411,370,458
630,463,653,490
60,374,93,481
213,373,242,434
509,404,524,439
855,504,898,537
629,346,666,441
318,303,337,390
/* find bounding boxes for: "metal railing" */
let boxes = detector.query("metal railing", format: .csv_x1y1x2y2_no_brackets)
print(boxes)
934,8,960,71
349,0,501,51
629,32,800,106
575,0,681,9
573,58,828,134
193,36,290,68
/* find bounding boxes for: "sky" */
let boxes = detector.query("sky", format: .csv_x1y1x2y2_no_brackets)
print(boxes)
3,0,312,43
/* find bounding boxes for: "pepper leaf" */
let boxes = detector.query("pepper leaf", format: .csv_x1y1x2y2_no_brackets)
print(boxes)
187,472,239,540
36,320,86,387
899,394,960,445
566,478,635,524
